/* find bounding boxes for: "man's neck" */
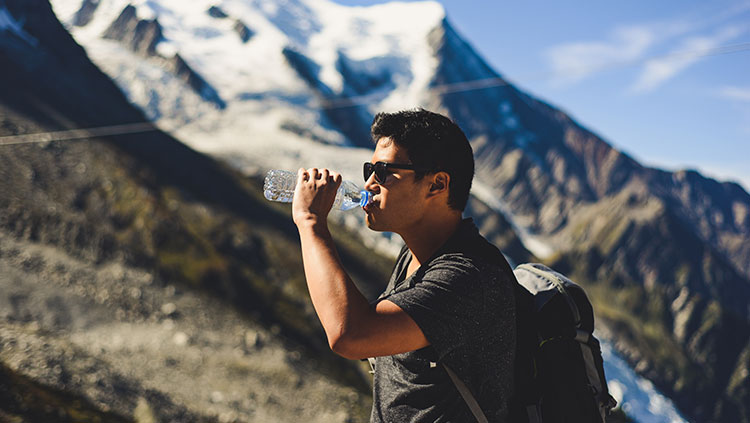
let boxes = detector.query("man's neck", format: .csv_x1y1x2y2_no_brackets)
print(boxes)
401,213,462,268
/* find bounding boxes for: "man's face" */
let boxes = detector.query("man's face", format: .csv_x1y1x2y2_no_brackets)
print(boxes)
363,138,429,233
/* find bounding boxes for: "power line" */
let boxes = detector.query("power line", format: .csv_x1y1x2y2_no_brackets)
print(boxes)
1,41,749,145
0,122,157,146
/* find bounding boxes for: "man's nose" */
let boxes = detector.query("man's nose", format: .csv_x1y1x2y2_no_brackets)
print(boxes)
364,172,379,193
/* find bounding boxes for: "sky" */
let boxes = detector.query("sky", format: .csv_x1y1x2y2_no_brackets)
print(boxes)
332,0,750,192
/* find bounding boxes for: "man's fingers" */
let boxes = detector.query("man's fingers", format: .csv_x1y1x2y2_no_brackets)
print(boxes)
297,167,308,183
299,167,341,186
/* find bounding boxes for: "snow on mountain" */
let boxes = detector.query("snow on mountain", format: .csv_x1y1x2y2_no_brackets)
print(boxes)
601,340,689,423
471,179,555,259
49,0,444,152
303,0,444,110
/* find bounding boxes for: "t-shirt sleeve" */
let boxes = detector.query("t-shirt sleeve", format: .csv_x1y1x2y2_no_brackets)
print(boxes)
384,255,485,359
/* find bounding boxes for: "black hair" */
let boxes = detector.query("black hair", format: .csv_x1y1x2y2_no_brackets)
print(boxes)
370,108,474,211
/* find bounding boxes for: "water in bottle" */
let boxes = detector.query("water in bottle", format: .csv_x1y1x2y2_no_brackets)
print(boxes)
263,169,371,211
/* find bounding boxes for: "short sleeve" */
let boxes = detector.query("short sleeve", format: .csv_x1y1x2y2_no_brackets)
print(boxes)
384,255,485,359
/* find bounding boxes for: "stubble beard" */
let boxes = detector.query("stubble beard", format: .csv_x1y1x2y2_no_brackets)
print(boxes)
365,211,390,233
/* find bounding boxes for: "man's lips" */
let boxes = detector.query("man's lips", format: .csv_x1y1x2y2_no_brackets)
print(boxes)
362,199,377,213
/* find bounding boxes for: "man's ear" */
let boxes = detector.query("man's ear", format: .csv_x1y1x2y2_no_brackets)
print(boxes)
428,172,450,195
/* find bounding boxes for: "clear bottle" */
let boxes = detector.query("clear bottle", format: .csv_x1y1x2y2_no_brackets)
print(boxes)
263,169,371,211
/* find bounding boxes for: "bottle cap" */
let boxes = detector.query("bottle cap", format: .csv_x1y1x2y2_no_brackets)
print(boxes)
359,190,372,207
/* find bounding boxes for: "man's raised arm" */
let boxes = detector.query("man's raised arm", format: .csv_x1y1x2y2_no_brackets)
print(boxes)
292,167,428,359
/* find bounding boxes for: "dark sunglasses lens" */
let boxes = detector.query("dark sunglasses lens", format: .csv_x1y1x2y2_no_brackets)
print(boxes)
363,162,394,183
363,163,374,182
374,163,387,183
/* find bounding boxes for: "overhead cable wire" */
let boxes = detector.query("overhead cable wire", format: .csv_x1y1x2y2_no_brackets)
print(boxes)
1,41,749,146
0,122,158,146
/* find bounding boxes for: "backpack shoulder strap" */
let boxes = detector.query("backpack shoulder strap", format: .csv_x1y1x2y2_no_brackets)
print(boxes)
444,363,544,423
442,364,489,423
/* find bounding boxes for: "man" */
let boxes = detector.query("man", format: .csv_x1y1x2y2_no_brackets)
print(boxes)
292,109,517,422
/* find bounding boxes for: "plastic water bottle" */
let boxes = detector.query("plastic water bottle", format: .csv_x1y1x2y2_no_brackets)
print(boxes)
263,170,371,211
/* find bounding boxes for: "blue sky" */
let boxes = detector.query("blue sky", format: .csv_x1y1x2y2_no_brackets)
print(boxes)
332,0,750,192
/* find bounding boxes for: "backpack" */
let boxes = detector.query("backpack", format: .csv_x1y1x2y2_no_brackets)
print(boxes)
445,262,617,423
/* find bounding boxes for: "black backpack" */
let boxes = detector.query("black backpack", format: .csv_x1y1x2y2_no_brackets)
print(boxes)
445,263,617,423
511,263,617,422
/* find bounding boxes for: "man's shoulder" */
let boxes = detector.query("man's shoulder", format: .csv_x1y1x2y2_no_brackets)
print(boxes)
422,252,481,281
423,248,511,287
425,232,516,293
438,230,510,270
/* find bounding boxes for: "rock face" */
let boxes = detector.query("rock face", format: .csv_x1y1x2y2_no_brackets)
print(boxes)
102,4,161,55
233,19,254,43
71,0,99,26
207,5,228,19
99,4,225,108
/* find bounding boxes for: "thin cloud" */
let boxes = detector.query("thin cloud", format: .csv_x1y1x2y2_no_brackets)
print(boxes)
718,85,750,101
543,3,750,89
543,25,654,85
630,26,745,93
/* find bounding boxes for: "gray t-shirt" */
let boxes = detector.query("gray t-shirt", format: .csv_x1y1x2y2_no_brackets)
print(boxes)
371,218,517,422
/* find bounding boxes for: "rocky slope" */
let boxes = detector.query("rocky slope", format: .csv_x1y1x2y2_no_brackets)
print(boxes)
0,229,371,422
545,181,750,421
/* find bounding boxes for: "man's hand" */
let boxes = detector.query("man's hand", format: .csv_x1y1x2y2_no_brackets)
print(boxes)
292,167,342,226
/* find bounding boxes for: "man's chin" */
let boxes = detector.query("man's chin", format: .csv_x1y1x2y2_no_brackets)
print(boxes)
365,215,386,232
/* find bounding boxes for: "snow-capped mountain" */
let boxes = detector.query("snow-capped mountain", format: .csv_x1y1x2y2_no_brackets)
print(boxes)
49,0,445,154
40,1,750,421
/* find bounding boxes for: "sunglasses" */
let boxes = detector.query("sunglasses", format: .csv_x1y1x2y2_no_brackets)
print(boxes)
363,161,428,184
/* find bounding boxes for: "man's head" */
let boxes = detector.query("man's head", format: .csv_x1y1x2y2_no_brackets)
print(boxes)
362,109,474,234
369,109,474,211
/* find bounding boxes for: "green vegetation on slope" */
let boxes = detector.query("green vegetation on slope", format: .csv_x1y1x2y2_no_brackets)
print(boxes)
0,362,133,423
